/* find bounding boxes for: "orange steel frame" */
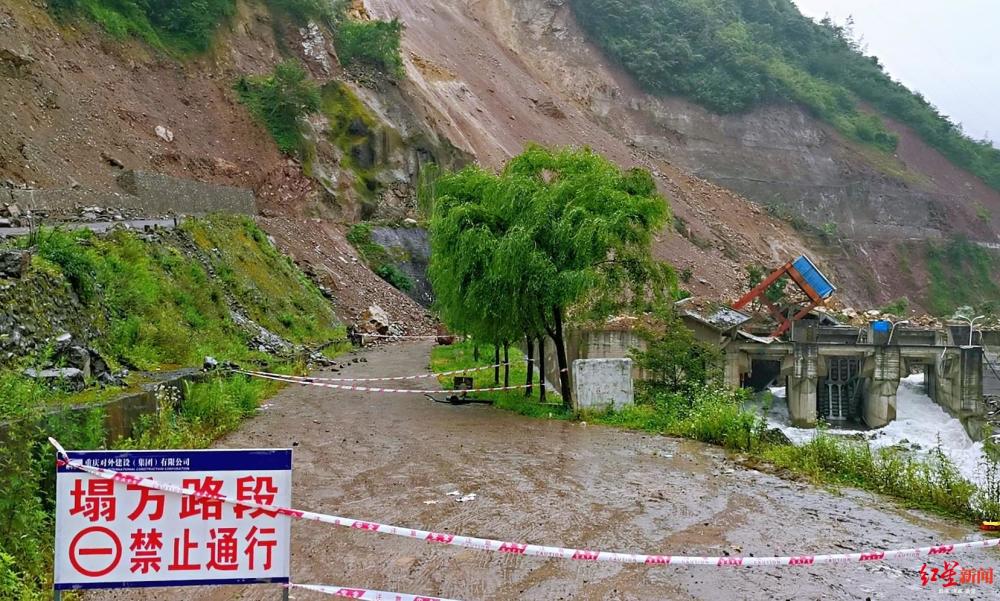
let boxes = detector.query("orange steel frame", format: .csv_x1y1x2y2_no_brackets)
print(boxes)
732,261,826,338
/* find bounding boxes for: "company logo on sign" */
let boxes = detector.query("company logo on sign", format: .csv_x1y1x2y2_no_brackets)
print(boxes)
55,449,292,591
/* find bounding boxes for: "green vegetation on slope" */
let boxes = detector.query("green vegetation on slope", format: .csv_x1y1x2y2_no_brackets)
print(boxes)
50,0,332,53
1,215,344,598
27,215,343,370
572,0,1000,190
333,17,405,78
50,0,236,53
923,237,1000,316
236,60,321,157
49,0,402,80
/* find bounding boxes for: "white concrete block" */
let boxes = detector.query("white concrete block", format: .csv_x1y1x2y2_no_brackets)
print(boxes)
572,358,634,411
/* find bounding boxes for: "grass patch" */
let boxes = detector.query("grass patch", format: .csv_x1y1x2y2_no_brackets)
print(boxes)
184,216,344,346
49,0,236,54
11,216,346,371
430,341,569,419
333,17,404,78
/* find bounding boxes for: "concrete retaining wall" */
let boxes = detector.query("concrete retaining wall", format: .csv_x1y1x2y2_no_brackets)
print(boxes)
5,170,255,216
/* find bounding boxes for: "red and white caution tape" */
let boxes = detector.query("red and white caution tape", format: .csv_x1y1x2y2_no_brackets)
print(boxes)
289,583,460,601
238,370,536,394
359,333,461,340
242,359,563,383
249,362,510,382
49,438,1000,568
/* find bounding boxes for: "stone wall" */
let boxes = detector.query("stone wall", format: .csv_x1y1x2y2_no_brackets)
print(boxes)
5,170,256,217
0,262,97,364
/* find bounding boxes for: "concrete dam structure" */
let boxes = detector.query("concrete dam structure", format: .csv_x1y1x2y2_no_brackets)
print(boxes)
726,322,984,433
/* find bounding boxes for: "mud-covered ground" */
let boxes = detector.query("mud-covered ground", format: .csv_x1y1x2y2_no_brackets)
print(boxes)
91,341,999,600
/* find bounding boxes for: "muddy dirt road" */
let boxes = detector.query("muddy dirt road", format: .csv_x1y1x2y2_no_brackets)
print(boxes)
91,341,998,600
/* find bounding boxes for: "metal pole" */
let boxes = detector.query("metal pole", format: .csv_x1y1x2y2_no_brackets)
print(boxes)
54,590,61,601
968,315,985,346
282,586,290,601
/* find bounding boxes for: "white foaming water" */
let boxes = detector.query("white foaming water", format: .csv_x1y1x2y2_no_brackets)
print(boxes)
759,374,987,484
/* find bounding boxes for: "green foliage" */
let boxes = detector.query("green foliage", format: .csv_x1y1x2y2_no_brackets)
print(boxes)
763,433,992,520
631,307,722,391
923,237,1000,316
430,340,568,417
880,297,910,316
236,61,321,157
185,216,343,345
430,145,673,347
50,0,236,53
268,0,334,23
745,264,787,305
23,217,342,370
334,18,405,78
572,0,1000,190
375,264,414,292
34,229,99,301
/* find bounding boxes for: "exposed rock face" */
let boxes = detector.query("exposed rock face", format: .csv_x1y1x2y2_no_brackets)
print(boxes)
370,226,433,307
0,267,96,365
0,249,29,278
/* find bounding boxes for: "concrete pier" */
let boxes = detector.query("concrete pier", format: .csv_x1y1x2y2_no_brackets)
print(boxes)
730,325,985,434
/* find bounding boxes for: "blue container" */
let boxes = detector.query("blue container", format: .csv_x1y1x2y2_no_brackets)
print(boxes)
872,320,892,333
792,255,836,299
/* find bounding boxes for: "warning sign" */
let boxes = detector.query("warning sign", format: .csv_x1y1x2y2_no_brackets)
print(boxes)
54,449,291,591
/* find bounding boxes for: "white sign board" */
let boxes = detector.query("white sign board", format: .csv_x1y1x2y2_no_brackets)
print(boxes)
55,449,291,591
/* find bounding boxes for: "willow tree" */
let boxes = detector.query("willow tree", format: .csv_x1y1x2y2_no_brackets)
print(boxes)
429,145,672,407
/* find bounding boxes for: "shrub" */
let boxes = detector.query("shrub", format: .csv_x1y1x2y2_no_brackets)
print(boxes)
375,264,414,291
50,0,236,53
334,18,405,78
236,60,321,156
269,0,334,23
880,297,909,316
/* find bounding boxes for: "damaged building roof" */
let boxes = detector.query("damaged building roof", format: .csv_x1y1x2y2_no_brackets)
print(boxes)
676,298,752,331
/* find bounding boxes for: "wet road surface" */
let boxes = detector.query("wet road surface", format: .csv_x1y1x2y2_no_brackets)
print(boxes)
90,341,999,600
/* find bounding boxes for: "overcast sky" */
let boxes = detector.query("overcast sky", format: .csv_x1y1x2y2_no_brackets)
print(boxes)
792,0,998,145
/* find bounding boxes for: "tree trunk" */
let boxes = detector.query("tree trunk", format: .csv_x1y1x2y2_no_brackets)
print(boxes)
538,336,546,402
493,345,500,384
524,335,534,397
551,306,572,407
503,342,510,388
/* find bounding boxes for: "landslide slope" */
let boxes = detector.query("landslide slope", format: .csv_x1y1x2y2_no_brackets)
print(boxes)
365,0,1000,311
0,0,436,331
364,0,848,305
